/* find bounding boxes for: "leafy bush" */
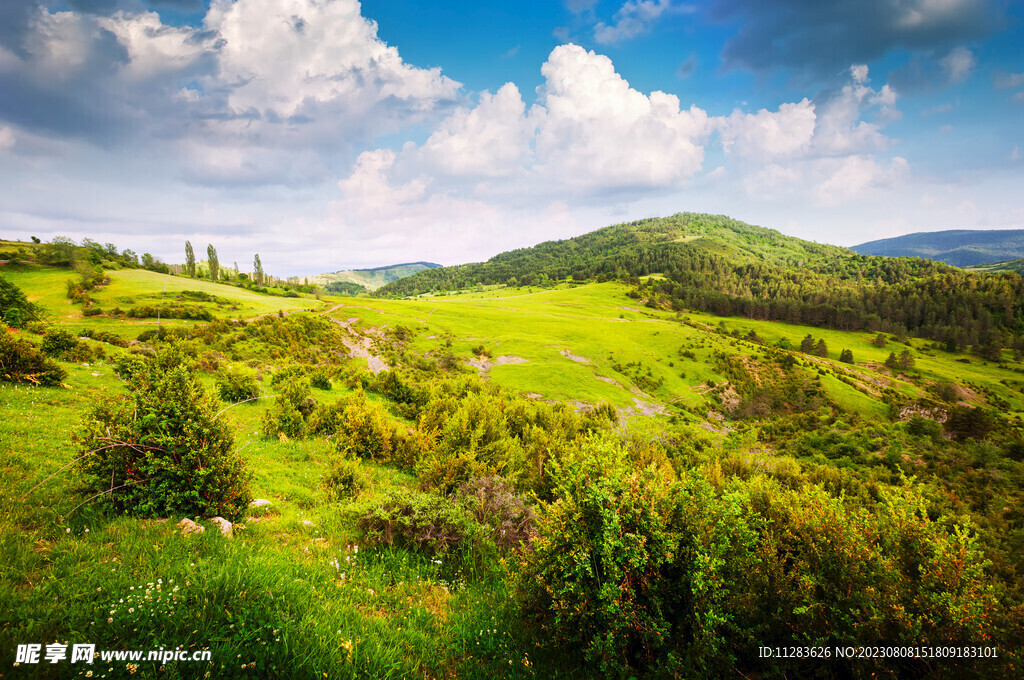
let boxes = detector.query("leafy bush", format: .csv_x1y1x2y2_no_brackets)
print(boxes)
0,274,43,328
41,329,79,358
0,330,67,386
310,390,396,460
73,350,251,521
355,488,494,569
322,455,369,500
216,369,260,403
309,368,331,390
457,476,536,550
262,378,315,439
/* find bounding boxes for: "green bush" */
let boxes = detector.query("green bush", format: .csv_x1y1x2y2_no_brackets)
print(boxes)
0,330,67,386
262,378,315,439
73,350,251,521
216,369,260,403
355,488,495,570
322,455,369,500
457,476,536,550
41,329,79,358
309,368,331,390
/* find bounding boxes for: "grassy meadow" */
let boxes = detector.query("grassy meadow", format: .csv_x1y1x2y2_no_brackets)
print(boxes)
2,259,1023,679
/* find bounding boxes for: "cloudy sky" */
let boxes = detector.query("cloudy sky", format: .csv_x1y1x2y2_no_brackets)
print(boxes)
1,0,1022,276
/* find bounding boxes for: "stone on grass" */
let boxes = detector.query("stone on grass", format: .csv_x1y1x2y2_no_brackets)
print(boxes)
208,516,233,537
177,518,205,536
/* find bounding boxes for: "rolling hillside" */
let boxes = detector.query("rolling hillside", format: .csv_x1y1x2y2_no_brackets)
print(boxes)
311,261,441,292
851,229,1024,266
2,222,1023,679
378,213,1024,355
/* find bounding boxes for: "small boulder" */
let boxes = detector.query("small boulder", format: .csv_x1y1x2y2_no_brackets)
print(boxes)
208,516,233,537
250,499,272,508
177,518,205,536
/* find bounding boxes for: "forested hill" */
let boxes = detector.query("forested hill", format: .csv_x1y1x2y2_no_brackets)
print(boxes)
312,261,441,292
852,229,1024,266
377,212,1024,353
375,213,851,294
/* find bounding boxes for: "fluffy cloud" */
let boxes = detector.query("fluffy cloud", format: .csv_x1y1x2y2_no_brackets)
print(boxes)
0,0,460,185
532,45,709,191
713,0,999,80
417,83,533,178
941,46,976,84
715,65,906,203
0,126,14,152
594,1,690,44
718,99,816,161
406,44,710,197
204,0,458,121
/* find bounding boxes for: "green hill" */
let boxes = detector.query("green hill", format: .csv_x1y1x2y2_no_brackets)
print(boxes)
312,261,441,293
851,229,1024,266
966,257,1024,274
378,213,1024,355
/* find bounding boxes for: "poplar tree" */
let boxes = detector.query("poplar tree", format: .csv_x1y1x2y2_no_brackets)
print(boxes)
254,254,264,287
185,241,196,278
207,244,219,282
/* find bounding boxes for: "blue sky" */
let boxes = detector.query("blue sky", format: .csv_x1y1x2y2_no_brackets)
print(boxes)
1,0,1022,276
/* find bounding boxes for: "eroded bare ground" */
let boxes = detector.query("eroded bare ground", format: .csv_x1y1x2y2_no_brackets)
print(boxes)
321,309,390,374
560,349,590,363
468,355,529,378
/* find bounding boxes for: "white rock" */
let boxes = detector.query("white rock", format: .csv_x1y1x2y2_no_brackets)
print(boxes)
177,518,205,536
208,516,233,537
250,499,272,507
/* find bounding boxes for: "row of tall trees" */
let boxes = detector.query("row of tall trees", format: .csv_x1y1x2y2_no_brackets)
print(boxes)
183,241,263,286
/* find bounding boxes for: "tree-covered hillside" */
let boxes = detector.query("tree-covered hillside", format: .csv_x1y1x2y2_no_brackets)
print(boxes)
852,229,1024,266
377,213,1024,353
313,261,441,292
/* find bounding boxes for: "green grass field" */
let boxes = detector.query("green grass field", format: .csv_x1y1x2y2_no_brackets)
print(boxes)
2,265,323,337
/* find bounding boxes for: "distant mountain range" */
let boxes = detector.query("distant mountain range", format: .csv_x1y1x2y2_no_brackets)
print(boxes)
311,261,441,293
851,229,1024,267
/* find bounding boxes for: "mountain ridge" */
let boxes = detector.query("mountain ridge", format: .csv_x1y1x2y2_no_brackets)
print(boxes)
851,229,1024,266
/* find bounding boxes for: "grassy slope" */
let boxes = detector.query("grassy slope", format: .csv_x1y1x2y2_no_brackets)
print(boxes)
325,282,1024,419
3,265,322,336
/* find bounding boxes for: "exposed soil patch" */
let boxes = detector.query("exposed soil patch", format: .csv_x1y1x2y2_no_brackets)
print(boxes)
560,349,590,364
468,355,528,375
323,313,390,374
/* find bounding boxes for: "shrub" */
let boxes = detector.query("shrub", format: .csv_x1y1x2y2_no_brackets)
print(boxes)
322,455,369,500
216,369,260,403
41,329,79,358
945,405,995,441
906,415,942,441
0,274,43,327
317,390,396,460
517,434,754,677
355,488,494,569
262,378,315,439
0,330,67,386
309,368,331,391
72,351,251,521
456,476,536,550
